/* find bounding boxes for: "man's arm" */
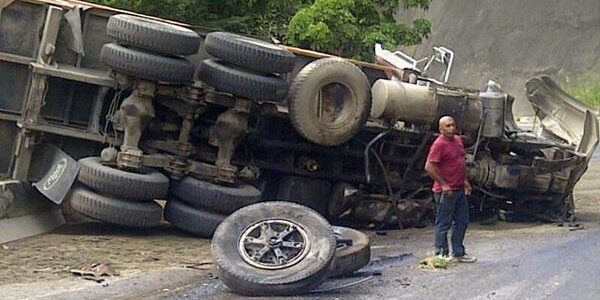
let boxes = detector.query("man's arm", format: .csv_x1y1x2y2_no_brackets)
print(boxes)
424,161,452,196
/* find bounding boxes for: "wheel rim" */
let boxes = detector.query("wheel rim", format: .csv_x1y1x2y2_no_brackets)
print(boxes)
238,219,311,270
313,82,357,129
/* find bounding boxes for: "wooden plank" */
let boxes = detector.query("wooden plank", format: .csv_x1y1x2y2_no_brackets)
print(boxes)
284,45,397,72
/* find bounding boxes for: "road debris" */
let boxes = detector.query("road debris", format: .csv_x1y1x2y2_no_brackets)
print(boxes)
70,263,119,282
419,256,457,270
183,260,214,270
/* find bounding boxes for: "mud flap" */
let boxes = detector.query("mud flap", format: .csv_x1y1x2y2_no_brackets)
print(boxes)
0,180,65,243
33,145,79,204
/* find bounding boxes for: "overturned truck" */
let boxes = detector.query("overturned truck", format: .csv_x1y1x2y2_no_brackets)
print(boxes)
0,0,598,235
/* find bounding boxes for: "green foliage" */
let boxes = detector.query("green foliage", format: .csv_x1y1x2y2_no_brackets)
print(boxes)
561,74,600,108
90,0,431,61
287,0,431,61
89,0,311,38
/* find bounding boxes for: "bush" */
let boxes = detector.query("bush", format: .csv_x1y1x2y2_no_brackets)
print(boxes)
560,74,600,108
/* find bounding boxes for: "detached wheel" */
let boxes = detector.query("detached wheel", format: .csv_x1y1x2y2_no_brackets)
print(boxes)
330,226,371,277
171,176,262,214
205,31,295,74
101,43,195,84
107,14,201,56
164,199,225,238
289,58,371,146
212,202,336,296
77,157,169,200
69,187,162,228
198,59,289,102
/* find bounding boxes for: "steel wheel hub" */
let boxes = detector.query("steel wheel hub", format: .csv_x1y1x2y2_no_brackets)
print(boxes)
238,219,310,270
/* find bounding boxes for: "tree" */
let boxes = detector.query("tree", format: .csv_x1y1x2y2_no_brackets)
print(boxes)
286,0,431,61
89,0,311,39
90,0,431,61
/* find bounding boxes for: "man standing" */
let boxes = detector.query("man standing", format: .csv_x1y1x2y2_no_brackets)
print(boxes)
424,116,477,263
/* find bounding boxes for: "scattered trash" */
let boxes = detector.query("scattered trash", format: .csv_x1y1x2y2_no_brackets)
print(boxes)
1,245,8,250
70,263,119,282
419,256,457,269
183,260,214,270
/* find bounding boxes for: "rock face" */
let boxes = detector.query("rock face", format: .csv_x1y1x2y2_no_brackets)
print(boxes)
396,0,600,116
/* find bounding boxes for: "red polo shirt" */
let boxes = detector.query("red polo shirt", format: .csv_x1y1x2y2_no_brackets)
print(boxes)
426,135,466,193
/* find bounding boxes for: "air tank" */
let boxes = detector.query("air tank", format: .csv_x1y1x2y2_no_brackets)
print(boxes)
479,91,505,138
371,79,482,133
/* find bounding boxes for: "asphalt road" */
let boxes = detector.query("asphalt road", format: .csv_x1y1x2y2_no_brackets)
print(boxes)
3,155,600,300
158,225,600,300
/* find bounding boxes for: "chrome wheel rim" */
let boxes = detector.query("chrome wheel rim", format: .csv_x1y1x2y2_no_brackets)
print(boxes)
238,219,310,270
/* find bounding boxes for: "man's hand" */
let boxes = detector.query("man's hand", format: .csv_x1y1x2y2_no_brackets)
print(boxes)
464,180,472,196
442,184,453,196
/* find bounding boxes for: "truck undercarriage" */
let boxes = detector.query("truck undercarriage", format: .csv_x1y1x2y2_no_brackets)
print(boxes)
0,0,598,234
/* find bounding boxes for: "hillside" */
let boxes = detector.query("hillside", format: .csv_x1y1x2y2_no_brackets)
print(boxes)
396,0,600,116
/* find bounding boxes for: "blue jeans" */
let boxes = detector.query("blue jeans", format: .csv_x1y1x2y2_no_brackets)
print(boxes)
433,190,469,256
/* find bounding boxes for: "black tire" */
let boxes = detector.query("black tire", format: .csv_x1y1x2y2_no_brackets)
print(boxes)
171,176,262,214
100,43,195,84
212,202,336,296
330,226,371,278
69,187,162,228
107,14,201,56
205,31,295,74
164,199,225,238
77,157,169,201
327,182,356,218
198,59,289,102
289,58,371,146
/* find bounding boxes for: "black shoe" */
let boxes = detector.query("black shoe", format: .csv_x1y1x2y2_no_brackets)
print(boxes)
452,254,477,263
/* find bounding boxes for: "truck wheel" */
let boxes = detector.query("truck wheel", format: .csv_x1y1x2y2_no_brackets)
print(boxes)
69,187,162,228
212,202,335,296
77,157,169,201
289,58,371,146
205,31,295,74
171,176,262,214
107,14,201,56
101,43,195,84
164,199,225,238
330,226,371,277
198,59,289,102
327,182,356,218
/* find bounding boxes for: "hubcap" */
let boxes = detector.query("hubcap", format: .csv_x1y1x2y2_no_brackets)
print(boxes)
238,219,310,270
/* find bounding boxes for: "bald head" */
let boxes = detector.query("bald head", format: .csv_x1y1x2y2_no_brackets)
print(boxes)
438,116,456,138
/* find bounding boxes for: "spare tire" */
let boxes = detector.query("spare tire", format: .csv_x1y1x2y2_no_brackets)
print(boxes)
101,43,195,84
212,202,336,296
171,176,262,214
289,58,371,146
164,199,225,238
330,226,371,277
107,14,201,56
205,31,295,74
77,157,169,201
198,59,289,102
69,187,162,228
